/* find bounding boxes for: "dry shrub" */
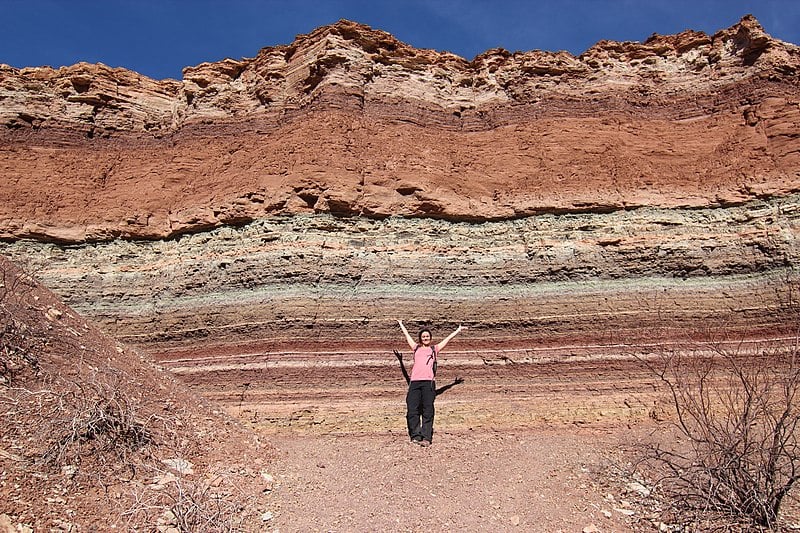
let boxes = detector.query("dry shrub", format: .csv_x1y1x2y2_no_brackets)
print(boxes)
0,267,42,384
0,317,41,384
122,468,256,532
38,377,154,472
633,273,800,530
1,370,158,486
641,337,800,530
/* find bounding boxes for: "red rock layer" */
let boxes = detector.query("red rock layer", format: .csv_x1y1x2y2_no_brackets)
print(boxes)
4,205,798,432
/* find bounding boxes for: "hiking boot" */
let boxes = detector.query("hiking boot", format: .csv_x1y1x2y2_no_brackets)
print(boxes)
411,436,423,444
420,440,431,447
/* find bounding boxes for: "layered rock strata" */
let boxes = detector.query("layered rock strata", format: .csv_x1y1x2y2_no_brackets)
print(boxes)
1,17,799,432
4,197,799,342
5,196,798,432
1,16,798,241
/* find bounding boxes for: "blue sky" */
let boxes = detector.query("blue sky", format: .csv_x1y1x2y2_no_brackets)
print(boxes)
2,0,798,80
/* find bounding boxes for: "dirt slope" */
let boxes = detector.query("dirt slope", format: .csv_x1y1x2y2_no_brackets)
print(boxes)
0,256,277,531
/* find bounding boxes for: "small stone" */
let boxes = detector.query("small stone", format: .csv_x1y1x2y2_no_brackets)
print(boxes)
157,509,177,529
261,511,274,522
0,515,14,531
52,519,76,531
161,458,194,475
510,515,520,526
583,524,601,533
260,471,275,491
626,481,651,497
150,471,178,490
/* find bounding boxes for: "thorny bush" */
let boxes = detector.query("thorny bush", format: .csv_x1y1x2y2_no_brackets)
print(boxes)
638,275,800,530
643,338,800,530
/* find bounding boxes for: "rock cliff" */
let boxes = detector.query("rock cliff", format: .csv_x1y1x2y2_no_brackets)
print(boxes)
1,16,799,431
1,16,798,241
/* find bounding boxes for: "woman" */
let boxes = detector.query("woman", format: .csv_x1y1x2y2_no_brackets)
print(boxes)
397,320,465,447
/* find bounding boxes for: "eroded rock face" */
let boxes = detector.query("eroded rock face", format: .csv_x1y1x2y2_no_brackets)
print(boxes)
4,196,799,432
4,206,796,346
0,16,798,242
1,17,799,430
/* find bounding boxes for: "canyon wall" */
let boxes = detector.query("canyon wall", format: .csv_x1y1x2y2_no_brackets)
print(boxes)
1,17,799,431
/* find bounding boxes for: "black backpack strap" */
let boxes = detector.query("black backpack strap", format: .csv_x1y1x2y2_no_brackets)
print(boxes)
427,346,438,377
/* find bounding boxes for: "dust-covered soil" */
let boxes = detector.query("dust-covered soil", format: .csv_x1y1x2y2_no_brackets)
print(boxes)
265,426,644,532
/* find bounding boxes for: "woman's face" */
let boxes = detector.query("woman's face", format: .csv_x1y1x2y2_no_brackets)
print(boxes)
419,331,432,346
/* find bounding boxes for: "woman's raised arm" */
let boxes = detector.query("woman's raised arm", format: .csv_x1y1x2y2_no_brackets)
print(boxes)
397,320,417,350
437,324,466,351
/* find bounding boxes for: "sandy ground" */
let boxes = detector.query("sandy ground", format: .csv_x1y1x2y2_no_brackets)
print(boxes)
264,426,644,532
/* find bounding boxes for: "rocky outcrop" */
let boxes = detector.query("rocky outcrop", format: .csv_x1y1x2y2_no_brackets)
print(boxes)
0,16,798,242
5,193,798,352
5,197,799,433
2,16,795,131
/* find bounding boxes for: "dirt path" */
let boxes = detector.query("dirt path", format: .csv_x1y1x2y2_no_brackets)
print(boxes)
265,427,639,532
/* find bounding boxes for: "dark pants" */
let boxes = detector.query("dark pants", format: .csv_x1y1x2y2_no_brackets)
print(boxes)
406,380,435,442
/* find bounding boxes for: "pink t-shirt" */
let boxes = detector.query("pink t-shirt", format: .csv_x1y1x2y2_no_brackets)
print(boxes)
409,344,438,381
